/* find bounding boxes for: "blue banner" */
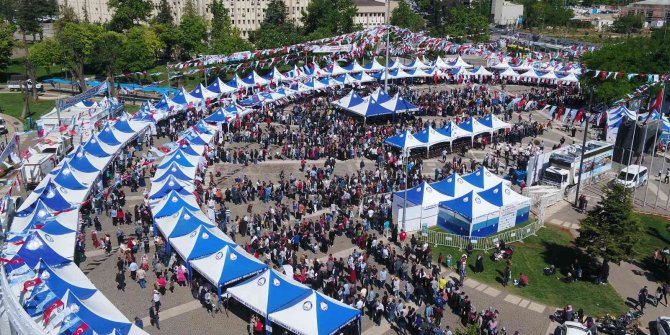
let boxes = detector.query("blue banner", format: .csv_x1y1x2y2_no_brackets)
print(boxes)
57,81,109,111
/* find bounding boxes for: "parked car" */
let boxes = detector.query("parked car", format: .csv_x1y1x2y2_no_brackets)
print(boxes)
7,79,43,92
658,316,670,335
555,321,591,335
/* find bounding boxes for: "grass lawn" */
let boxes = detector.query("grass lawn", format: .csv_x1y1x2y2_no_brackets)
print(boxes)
0,93,55,121
635,213,670,281
431,225,627,316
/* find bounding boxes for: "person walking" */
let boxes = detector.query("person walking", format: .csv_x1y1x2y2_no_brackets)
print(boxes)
638,286,648,313
134,316,143,329
149,304,160,329
115,270,125,291
137,267,146,289
152,290,162,312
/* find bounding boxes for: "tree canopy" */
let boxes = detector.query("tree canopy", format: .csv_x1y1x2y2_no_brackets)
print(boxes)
612,14,643,34
442,5,489,42
575,183,643,265
390,1,425,32
249,0,303,49
520,0,574,29
107,0,153,32
301,0,358,38
0,22,15,70
580,30,670,103
178,0,209,57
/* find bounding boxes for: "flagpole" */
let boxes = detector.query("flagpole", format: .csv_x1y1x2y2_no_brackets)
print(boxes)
645,87,664,206
634,97,652,201
384,23,390,92
402,147,408,231
626,103,639,168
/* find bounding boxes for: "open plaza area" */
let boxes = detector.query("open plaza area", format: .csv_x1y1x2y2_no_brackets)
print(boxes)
1,21,670,335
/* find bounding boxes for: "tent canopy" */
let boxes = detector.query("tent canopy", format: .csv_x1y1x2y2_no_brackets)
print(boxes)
155,207,215,239
169,225,235,262
268,291,361,335
227,269,312,317
383,130,424,150
189,245,268,286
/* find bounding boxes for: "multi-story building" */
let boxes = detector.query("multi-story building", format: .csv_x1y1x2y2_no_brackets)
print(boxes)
621,0,670,27
61,0,394,38
352,0,397,29
491,0,523,26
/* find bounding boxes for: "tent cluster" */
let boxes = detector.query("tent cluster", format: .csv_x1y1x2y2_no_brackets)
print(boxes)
3,115,152,335
384,114,512,151
392,167,531,237
147,124,362,335
332,88,418,119
132,55,580,124
605,105,670,143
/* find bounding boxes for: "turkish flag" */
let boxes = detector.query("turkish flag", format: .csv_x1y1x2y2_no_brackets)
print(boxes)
43,300,63,323
72,322,90,335
23,277,43,292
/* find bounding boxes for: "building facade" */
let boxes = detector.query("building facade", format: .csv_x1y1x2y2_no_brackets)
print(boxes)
352,0,397,29
621,0,670,27
491,0,523,26
61,0,394,37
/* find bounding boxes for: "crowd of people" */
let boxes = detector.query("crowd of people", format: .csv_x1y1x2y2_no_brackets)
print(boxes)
74,79,588,335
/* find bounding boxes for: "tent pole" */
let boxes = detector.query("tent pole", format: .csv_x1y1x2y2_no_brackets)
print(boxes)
402,148,409,231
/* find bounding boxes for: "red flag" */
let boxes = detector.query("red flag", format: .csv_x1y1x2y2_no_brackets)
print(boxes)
72,322,90,335
23,277,43,292
651,88,664,112
0,257,23,264
43,300,63,323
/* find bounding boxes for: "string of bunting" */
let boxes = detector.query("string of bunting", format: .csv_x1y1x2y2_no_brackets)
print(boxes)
585,69,669,83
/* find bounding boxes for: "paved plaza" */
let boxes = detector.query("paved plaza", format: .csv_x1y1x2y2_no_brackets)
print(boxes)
17,82,670,335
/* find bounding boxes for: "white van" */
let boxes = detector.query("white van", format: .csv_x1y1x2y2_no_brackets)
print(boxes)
615,165,648,188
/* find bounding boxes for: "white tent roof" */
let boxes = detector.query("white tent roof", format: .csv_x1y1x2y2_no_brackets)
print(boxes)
558,73,580,83
499,68,520,79
469,66,493,77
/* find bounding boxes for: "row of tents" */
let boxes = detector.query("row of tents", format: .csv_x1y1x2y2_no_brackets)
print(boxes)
393,166,531,237
3,115,153,335
146,123,362,335
131,56,580,124
331,88,419,120
383,114,513,151
605,105,670,143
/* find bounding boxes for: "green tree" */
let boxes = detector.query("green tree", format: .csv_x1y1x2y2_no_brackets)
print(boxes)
154,0,174,25
263,0,288,26
107,0,153,31
92,31,125,94
153,22,182,60
0,22,15,70
16,0,44,100
575,184,643,269
301,0,358,36
390,1,425,32
121,26,161,71
28,38,63,74
178,0,208,57
612,14,643,34
249,0,302,49
443,5,489,42
209,0,251,54
521,0,573,29
580,30,670,103
57,22,103,90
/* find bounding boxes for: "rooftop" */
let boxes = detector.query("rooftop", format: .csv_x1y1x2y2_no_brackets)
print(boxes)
630,0,670,6
352,0,386,6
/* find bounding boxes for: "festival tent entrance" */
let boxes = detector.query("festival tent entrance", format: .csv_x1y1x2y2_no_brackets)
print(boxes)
391,181,452,232
154,207,215,239
227,269,312,318
437,190,501,237
268,291,361,335
189,245,267,296
383,130,425,151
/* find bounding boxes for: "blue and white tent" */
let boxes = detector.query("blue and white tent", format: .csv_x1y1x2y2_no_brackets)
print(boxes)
169,225,235,263
227,269,312,317
332,90,365,110
18,182,75,215
152,162,196,183
478,114,512,132
606,105,637,142
190,83,219,101
66,146,103,173
207,77,238,95
436,121,470,140
150,191,200,218
154,207,215,239
50,161,94,189
148,175,193,200
82,135,115,158
31,261,98,299
4,229,75,269
154,94,182,111
344,97,394,119
383,130,425,150
268,291,361,335
414,127,453,149
96,124,124,147
393,181,451,210
437,190,501,237
351,72,377,83
54,290,144,335
462,166,511,190
401,57,430,70
457,118,491,137
172,87,202,107
9,201,78,234
113,115,146,134
430,173,473,198
189,245,267,291
158,152,196,169
478,182,531,225
237,71,270,88
362,59,386,72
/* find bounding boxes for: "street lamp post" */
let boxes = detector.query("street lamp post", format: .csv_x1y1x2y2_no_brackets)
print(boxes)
574,88,593,207
401,148,409,231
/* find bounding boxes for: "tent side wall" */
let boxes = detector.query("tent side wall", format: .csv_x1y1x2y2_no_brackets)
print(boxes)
392,194,441,232
471,213,500,238
436,207,471,236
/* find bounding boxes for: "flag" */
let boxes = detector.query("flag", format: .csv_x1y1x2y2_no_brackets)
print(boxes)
23,277,43,292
